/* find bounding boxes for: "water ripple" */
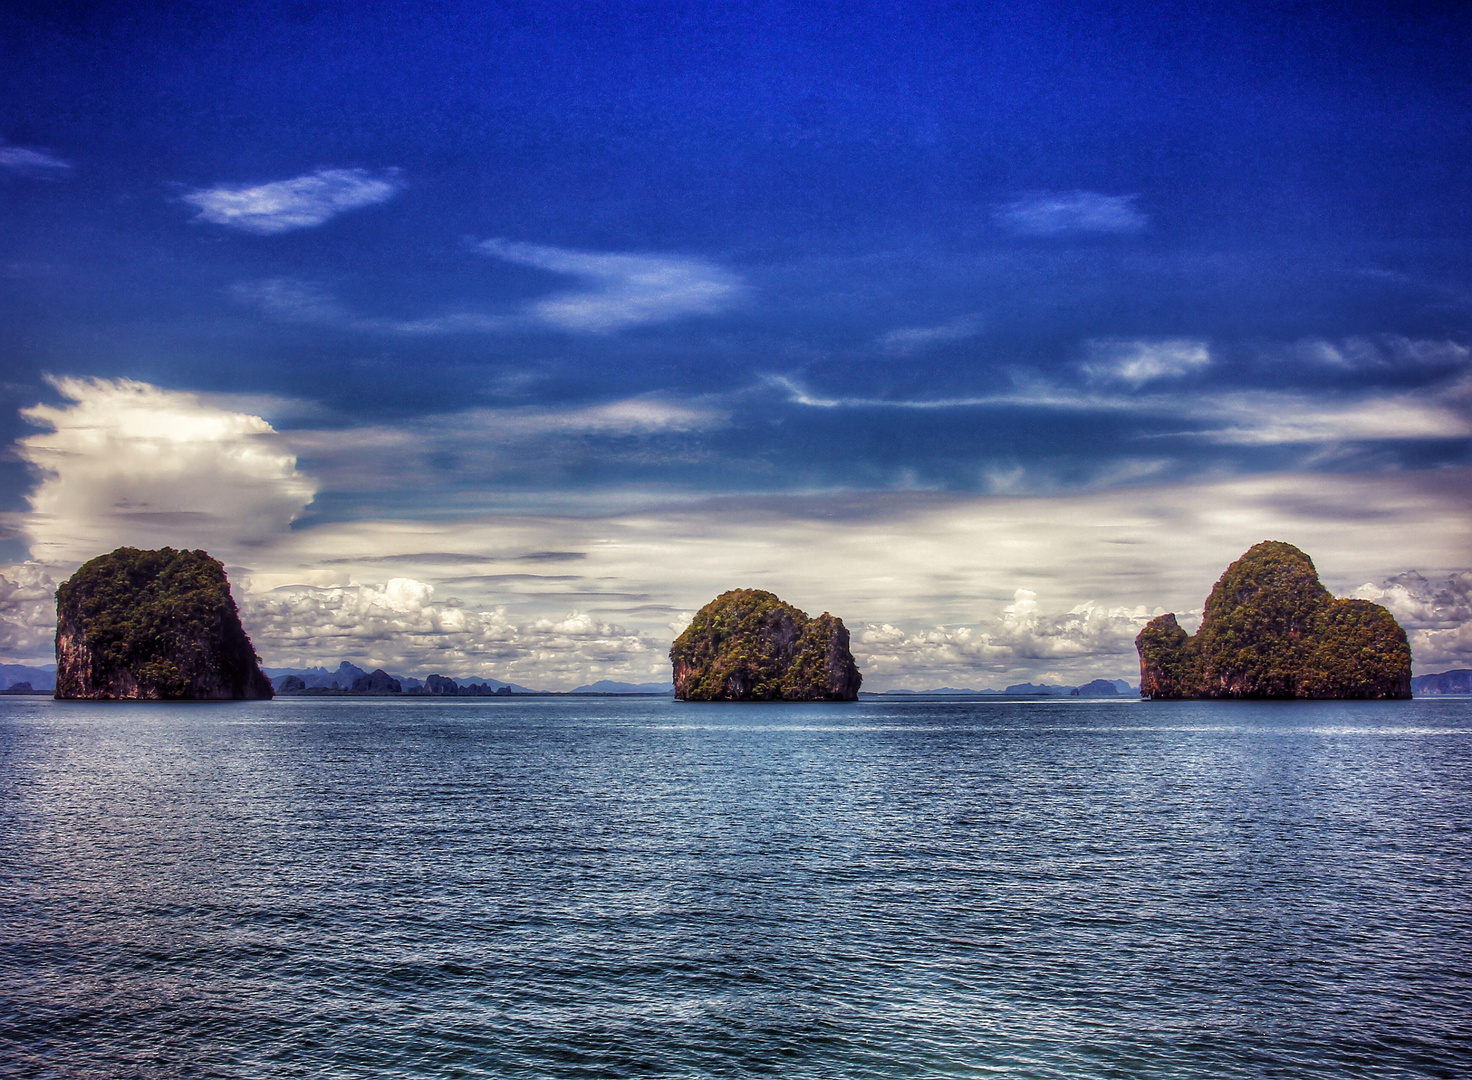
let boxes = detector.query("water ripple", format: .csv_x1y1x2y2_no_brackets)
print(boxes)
1,696,1470,1077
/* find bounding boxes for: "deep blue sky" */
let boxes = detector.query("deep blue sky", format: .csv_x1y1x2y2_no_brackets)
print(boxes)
5,3,1470,430
1,2,1469,684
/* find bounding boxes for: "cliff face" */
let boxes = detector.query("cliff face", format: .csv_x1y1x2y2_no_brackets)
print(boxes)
55,547,273,701
1136,541,1411,700
670,589,862,701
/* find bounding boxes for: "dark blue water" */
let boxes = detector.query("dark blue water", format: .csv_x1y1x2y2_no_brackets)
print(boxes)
2,696,1470,1078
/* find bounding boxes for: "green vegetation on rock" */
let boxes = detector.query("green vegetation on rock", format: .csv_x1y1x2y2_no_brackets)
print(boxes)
1136,541,1411,700
55,547,273,700
670,589,862,701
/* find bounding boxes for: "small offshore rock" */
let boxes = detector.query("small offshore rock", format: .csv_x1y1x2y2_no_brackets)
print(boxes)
670,589,861,701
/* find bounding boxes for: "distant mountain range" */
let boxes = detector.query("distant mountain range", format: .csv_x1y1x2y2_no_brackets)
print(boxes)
10,663,1471,697
0,664,56,691
1411,669,1472,695
2,661,691,697
878,679,1133,697
263,662,536,694
12,663,1126,697
571,680,675,694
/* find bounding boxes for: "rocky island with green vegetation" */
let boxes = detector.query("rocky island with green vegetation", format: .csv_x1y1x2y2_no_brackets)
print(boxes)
670,589,862,701
1135,541,1411,700
55,547,273,700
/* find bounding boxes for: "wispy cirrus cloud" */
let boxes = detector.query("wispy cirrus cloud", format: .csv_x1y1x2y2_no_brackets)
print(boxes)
1082,338,1211,386
236,241,742,335
994,191,1146,236
761,374,1005,410
1285,335,1471,372
765,371,1472,445
183,168,403,234
230,278,512,333
231,278,355,325
0,143,72,179
280,396,727,494
1199,386,1472,444
879,314,985,355
478,239,743,332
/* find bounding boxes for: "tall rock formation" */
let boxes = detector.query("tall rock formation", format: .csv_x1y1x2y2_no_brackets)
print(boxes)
1135,541,1411,700
351,668,402,694
55,547,273,700
670,589,862,701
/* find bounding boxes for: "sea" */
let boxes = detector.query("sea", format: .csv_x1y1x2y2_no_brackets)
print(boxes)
1,695,1469,1079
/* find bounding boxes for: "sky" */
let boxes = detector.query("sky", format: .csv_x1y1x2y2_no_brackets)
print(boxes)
1,1,1469,689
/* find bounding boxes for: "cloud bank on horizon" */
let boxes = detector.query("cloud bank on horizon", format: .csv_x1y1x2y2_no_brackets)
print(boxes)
0,377,1467,689
1,4,1469,686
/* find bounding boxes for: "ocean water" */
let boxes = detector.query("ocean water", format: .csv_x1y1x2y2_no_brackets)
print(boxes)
1,696,1469,1079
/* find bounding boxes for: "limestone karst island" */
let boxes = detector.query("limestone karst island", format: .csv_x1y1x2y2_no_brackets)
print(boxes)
1135,541,1411,700
670,589,862,701
54,547,273,701
41,543,1421,703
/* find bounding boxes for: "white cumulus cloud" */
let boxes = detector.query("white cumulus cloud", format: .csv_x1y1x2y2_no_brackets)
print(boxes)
183,168,402,234
1353,571,1472,672
235,469,1470,689
854,590,1161,688
17,377,317,563
479,239,743,332
241,579,662,686
995,192,1146,236
0,563,58,660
